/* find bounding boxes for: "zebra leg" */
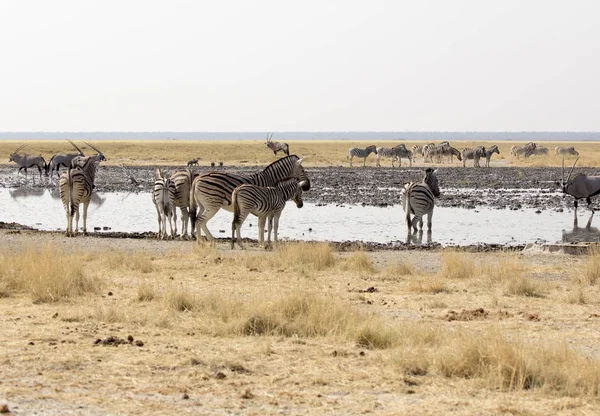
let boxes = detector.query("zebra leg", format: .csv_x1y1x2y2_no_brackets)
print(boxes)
74,206,80,233
427,207,434,230
257,216,267,247
170,209,178,239
197,207,218,243
180,207,189,239
272,213,281,243
266,215,273,244
363,157,366,167
233,212,250,250
349,155,353,167
155,207,162,239
82,202,90,235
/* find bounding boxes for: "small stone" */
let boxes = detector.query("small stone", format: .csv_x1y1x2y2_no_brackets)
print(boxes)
182,393,189,400
108,291,113,296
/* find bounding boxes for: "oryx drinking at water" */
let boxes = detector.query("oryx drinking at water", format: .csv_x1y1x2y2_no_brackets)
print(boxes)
47,140,85,179
266,133,290,156
561,157,600,220
8,144,48,180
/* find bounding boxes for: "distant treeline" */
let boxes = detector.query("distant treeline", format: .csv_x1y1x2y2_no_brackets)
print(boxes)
1,131,599,141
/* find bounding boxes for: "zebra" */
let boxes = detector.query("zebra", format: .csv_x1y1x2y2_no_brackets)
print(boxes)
411,145,424,161
348,145,378,167
266,133,290,156
483,145,500,167
531,147,549,156
402,168,440,234
511,142,537,159
425,144,462,164
391,144,413,167
555,146,579,157
59,151,104,236
231,176,307,249
189,155,311,242
47,140,85,179
422,143,436,163
375,147,399,167
461,146,486,167
169,168,199,239
152,168,177,240
187,158,199,167
8,144,48,180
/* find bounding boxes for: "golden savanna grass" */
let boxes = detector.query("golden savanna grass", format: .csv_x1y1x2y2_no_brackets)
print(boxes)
1,139,598,167
2,233,600,414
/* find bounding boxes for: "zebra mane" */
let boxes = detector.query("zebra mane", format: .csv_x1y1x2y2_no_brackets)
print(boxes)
261,155,299,172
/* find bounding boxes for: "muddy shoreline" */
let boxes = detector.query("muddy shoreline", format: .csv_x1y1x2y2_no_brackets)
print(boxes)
0,164,586,211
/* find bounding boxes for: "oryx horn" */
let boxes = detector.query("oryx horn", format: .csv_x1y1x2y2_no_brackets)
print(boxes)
67,139,84,155
565,157,579,185
12,144,27,154
84,141,103,155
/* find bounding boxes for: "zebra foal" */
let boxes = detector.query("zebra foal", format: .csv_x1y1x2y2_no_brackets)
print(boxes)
152,168,177,239
402,168,440,234
231,177,307,249
348,145,377,167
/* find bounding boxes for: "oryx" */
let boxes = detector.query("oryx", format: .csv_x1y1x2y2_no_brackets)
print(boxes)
8,144,48,180
47,140,85,178
561,157,600,219
71,142,106,168
265,133,290,156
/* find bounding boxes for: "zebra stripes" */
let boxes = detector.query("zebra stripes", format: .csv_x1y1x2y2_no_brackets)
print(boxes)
461,146,486,167
59,154,102,236
231,177,306,249
348,145,377,167
169,169,198,238
483,145,500,167
152,168,177,239
510,142,537,159
411,145,424,159
189,155,310,242
402,168,440,234
555,146,579,157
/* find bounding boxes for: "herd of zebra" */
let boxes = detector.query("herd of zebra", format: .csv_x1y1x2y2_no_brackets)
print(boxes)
4,139,586,245
348,141,580,168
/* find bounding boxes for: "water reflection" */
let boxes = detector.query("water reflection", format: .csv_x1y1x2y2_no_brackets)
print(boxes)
9,187,47,199
406,229,433,245
562,214,600,243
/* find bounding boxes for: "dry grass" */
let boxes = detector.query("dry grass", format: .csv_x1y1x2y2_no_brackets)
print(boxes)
584,247,600,285
0,244,101,302
2,139,600,168
3,233,600,414
440,251,476,279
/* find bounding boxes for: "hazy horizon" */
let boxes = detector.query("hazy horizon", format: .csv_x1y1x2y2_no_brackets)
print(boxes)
2,1,600,132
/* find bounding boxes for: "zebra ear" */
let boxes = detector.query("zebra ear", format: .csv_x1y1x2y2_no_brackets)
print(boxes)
295,158,303,166
155,167,163,179
298,180,307,189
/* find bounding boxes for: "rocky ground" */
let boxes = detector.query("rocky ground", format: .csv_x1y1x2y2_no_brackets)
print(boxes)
0,164,590,211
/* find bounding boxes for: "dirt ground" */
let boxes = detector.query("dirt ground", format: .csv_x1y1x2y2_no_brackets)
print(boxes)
1,230,600,415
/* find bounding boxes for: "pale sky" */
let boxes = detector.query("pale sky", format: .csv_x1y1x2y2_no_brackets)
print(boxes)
1,0,599,132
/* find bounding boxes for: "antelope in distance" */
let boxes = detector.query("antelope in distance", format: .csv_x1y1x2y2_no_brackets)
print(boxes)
8,144,48,181
48,140,85,179
265,133,290,156
555,146,579,157
187,158,199,167
71,142,107,169
560,157,600,220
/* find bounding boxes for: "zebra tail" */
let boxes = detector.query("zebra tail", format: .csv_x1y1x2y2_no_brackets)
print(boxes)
404,188,413,230
68,168,76,217
162,180,171,216
232,188,241,230
189,180,197,226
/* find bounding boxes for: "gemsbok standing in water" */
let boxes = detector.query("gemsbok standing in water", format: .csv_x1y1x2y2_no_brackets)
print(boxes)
561,157,600,220
189,155,311,242
231,161,307,249
348,145,377,167
402,168,440,234
8,144,48,181
265,133,290,156
152,168,177,239
47,140,85,179
59,148,105,236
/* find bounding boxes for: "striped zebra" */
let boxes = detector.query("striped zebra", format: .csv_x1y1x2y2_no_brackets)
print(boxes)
461,146,486,167
189,155,311,242
483,145,500,167
59,153,104,236
411,145,424,160
168,169,199,239
391,144,413,167
266,133,290,156
402,168,440,234
152,168,177,239
375,147,399,167
425,144,462,164
348,145,377,167
511,142,537,159
422,143,436,163
555,146,579,157
231,176,307,249
532,146,549,156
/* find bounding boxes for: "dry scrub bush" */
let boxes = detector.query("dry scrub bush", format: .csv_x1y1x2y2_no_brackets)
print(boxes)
0,245,100,302
504,275,544,297
440,252,475,279
380,260,415,279
436,332,600,397
480,256,525,283
240,242,336,274
137,279,156,302
407,276,448,294
342,250,377,274
101,249,155,273
584,247,600,285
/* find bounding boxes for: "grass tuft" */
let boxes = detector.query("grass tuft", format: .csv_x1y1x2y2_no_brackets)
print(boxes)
440,252,475,279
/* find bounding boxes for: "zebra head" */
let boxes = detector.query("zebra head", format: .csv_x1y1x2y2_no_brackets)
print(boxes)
292,180,307,208
424,168,440,197
366,145,378,155
9,144,26,162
